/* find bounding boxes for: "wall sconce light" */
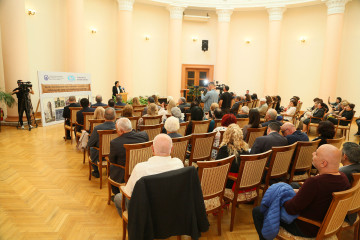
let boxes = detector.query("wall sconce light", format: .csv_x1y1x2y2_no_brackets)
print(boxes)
245,38,251,44
27,9,36,15
145,35,150,40
299,36,307,43
90,28,97,34
192,37,198,42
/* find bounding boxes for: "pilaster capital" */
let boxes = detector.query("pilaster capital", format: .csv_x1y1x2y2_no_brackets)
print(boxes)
266,7,286,21
167,5,186,19
322,0,350,15
216,9,233,23
117,0,134,11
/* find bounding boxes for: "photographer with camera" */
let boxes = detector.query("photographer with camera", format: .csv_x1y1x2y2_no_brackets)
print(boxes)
12,80,34,129
201,82,218,113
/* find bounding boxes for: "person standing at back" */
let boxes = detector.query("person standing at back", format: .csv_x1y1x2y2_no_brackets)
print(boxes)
201,82,218,113
219,85,232,114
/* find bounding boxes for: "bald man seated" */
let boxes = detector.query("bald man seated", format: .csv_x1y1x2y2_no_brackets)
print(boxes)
281,122,309,145
114,134,184,217
253,144,350,239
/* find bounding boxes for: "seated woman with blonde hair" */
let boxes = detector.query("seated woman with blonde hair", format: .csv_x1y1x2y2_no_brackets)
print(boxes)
132,97,141,106
94,107,105,120
159,99,177,122
122,104,134,118
138,103,159,128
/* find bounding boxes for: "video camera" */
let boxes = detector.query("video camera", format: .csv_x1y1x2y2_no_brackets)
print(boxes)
215,81,225,94
18,81,32,92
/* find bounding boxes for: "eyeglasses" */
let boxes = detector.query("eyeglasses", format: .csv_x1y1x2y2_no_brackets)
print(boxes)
281,129,288,134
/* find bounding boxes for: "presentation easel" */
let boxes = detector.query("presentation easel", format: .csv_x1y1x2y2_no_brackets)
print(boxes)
117,93,128,102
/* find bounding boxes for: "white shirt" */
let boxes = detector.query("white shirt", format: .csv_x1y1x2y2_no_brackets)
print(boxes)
284,107,296,121
124,156,184,196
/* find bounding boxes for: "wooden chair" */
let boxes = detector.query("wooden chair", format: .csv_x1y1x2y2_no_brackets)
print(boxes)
191,120,211,134
212,130,226,154
335,111,356,140
327,137,345,149
83,119,105,164
171,135,192,164
188,132,217,167
184,107,190,112
64,107,81,144
245,126,267,148
133,104,146,110
259,143,297,195
142,115,162,125
75,112,95,141
127,116,140,131
179,121,189,136
277,176,360,240
91,105,109,109
107,141,153,205
223,150,273,231
115,110,123,119
288,139,321,183
306,113,325,134
338,173,360,240
197,155,235,235
88,129,118,189
138,123,164,141
185,113,191,121
114,105,125,109
133,109,143,117
214,119,222,128
236,118,249,128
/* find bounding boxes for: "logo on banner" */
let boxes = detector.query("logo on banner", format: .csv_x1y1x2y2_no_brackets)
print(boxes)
44,75,49,81
68,75,76,81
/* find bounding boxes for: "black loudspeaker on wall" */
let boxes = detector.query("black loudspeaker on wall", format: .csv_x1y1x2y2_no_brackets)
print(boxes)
202,40,208,52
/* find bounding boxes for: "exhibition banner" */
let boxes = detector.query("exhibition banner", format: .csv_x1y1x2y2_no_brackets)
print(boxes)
38,71,92,127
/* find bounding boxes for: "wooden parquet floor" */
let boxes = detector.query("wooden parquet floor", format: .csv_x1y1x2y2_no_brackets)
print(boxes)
0,124,356,240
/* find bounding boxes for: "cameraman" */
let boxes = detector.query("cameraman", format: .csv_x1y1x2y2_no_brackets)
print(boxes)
201,82,218,113
12,80,34,129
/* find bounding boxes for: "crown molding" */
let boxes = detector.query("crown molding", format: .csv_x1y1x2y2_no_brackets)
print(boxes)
267,7,286,21
167,5,186,19
322,0,350,15
117,0,135,11
216,9,233,22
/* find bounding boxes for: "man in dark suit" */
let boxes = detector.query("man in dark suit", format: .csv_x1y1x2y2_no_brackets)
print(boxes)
178,97,190,113
109,118,149,194
75,98,95,133
112,81,123,98
261,109,283,130
90,95,107,107
115,95,126,106
250,122,288,154
281,122,309,145
63,96,80,139
87,108,116,178
340,142,360,183
142,96,160,115
230,96,242,115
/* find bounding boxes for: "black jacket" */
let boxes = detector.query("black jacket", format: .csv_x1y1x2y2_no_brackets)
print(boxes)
63,102,80,119
128,167,209,240
112,85,123,97
250,132,288,154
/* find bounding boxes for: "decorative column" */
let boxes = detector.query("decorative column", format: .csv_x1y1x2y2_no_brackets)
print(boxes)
66,0,85,73
117,0,134,96
215,9,233,85
264,7,286,96
167,5,185,99
319,0,349,100
0,0,29,121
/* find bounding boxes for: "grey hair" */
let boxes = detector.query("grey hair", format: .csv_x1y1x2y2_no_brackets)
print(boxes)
69,96,76,102
105,107,116,120
241,106,249,114
342,142,360,164
267,108,277,120
164,116,180,133
171,107,182,119
180,97,186,103
153,134,173,155
116,118,132,132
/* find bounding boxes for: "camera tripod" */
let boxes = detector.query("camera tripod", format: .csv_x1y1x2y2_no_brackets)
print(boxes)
17,91,38,131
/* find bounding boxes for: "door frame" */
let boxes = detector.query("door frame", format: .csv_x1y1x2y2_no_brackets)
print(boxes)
181,64,214,90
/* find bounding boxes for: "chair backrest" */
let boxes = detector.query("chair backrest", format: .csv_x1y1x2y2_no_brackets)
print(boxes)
189,132,217,166
123,141,153,182
133,109,143,117
326,137,345,149
197,155,235,201
133,104,146,110
127,116,140,131
98,130,118,160
69,107,81,124
83,112,95,130
115,110,123,119
245,127,267,148
114,106,125,110
289,139,321,182
142,115,162,125
236,150,273,190
264,143,297,190
214,119,222,128
179,121,189,136
245,101,252,108
171,135,192,163
236,118,249,128
296,101,303,112
316,181,359,239
89,119,105,134
347,173,360,214
192,120,211,134
138,123,164,141
185,113,191,121
336,111,356,128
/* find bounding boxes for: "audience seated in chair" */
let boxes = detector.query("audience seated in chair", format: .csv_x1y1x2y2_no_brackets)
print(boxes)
236,105,249,118
109,118,149,195
281,122,309,145
340,142,360,183
87,108,116,178
63,96,80,139
114,134,183,216
252,144,351,239
216,124,249,189
121,104,133,118
327,103,355,126
164,116,182,138
219,84,232,113
251,122,288,154
138,103,159,127
242,108,262,140
115,95,126,107
230,96,242,115
256,98,268,118
75,98,95,133
302,102,326,133
177,97,190,113
185,106,204,136
131,97,141,106
278,98,297,122
208,107,223,132
91,95,107,107
89,107,105,133
108,99,115,108
312,121,335,147
261,108,283,129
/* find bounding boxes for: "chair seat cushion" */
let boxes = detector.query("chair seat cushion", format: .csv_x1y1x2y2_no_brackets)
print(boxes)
278,227,338,240
224,188,257,202
204,197,221,212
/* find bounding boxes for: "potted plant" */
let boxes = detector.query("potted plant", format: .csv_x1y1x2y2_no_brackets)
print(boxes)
0,89,15,108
